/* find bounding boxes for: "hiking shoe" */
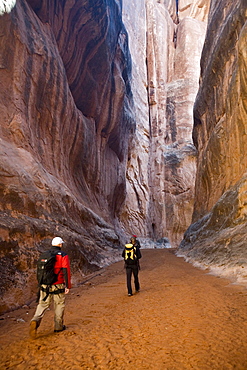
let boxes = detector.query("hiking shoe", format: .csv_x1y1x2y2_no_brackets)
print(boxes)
29,321,37,339
54,325,66,333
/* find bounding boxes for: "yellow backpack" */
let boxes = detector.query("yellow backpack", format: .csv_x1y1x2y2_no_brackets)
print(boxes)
124,244,137,261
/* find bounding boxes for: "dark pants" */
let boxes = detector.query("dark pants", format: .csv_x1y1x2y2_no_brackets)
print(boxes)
125,265,140,295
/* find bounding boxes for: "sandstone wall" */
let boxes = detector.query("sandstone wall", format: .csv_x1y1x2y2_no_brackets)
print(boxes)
0,0,134,313
121,0,209,246
119,0,150,236
0,0,211,313
178,0,247,284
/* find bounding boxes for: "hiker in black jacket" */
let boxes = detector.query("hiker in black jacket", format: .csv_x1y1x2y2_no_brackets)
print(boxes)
130,236,141,270
122,240,142,296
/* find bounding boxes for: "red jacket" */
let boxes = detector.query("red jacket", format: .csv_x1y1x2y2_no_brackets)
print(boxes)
52,247,71,289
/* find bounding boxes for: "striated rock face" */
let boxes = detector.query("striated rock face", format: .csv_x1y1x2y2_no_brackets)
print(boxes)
121,0,209,246
0,0,210,313
120,0,150,236
178,0,247,284
0,0,134,313
178,0,210,22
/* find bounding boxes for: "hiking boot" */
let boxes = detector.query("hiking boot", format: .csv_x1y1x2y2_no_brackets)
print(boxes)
54,325,66,333
29,321,37,339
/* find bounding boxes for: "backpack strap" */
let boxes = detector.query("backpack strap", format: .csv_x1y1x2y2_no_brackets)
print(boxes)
41,285,51,302
40,285,65,301
52,286,65,295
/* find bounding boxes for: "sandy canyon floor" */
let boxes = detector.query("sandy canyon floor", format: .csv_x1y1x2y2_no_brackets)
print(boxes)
1,249,247,369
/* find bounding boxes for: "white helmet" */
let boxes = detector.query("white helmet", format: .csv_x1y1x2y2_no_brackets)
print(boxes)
52,237,64,246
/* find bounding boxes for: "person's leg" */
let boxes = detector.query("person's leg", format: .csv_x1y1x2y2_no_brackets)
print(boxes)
30,286,51,338
133,266,140,292
126,267,133,295
53,284,66,331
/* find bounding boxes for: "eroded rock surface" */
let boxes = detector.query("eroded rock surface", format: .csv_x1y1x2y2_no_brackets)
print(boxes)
121,0,209,246
0,0,134,313
178,0,247,284
0,0,210,313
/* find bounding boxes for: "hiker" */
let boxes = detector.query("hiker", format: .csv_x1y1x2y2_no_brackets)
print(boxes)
122,240,142,296
29,237,71,339
131,235,141,249
130,236,141,270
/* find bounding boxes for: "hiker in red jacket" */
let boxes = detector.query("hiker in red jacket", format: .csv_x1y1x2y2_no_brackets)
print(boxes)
29,237,71,339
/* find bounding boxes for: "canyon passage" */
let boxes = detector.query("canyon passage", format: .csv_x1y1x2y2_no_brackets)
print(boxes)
1,1,247,368
1,0,247,313
0,0,211,312
1,249,247,369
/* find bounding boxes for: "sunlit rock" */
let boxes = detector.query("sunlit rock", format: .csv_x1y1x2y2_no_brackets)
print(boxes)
0,0,16,15
178,0,210,21
178,0,247,284
122,0,209,246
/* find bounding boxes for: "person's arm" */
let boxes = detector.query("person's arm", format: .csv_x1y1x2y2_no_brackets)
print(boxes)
62,268,69,293
137,248,142,259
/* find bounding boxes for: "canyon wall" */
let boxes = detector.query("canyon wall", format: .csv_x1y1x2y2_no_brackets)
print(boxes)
178,0,247,284
121,0,209,246
0,0,134,313
0,0,210,313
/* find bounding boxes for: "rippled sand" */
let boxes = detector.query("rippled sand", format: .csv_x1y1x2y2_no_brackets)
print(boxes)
1,249,247,369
